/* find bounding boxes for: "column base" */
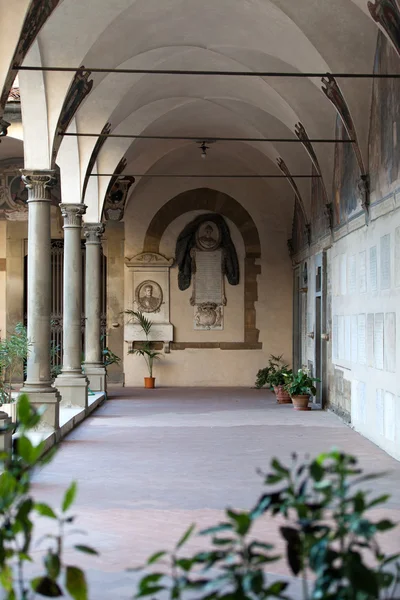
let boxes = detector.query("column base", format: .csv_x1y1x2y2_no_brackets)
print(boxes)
18,387,61,430
83,363,107,392
55,375,88,410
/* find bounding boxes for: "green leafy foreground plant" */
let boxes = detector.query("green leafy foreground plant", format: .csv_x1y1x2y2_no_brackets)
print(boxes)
0,394,97,599
134,451,400,600
284,368,319,397
0,324,31,405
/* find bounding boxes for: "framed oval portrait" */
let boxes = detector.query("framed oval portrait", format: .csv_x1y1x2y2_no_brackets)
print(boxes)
135,280,163,313
196,220,220,251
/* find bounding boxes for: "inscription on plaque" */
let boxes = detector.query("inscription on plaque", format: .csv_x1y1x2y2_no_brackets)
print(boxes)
367,314,374,367
348,255,356,295
194,250,223,305
369,246,377,291
340,254,347,296
333,315,338,361
345,316,351,361
380,234,391,290
396,226,400,287
351,315,358,364
384,392,395,441
384,312,396,373
357,314,366,365
374,313,384,370
358,382,366,424
376,389,384,435
359,251,367,293
338,315,345,360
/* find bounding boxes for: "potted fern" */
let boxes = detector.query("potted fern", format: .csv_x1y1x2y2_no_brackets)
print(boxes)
125,310,162,389
284,367,319,411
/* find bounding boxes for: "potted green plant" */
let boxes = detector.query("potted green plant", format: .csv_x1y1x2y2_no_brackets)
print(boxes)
0,323,30,419
255,354,285,392
125,310,162,389
284,367,319,411
269,364,293,404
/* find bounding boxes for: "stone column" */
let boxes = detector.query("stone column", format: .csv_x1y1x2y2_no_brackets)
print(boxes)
55,204,88,409
20,170,60,430
83,223,106,392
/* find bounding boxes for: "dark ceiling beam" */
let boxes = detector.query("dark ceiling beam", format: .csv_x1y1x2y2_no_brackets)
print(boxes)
14,66,400,78
90,173,319,178
62,132,353,143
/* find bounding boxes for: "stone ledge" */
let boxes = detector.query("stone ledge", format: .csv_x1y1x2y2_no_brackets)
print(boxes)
171,342,263,350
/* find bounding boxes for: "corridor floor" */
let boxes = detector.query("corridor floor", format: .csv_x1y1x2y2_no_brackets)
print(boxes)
31,388,400,599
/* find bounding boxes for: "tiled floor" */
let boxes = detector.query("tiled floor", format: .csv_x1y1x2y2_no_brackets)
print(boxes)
30,388,400,599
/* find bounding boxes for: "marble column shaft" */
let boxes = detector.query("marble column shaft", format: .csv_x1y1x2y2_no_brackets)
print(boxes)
20,170,60,429
83,223,106,391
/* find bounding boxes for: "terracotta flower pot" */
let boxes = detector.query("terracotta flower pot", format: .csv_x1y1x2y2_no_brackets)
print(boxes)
144,377,155,389
291,394,311,411
273,385,292,404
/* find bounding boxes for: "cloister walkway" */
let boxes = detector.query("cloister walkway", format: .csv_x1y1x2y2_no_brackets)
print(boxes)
31,388,400,599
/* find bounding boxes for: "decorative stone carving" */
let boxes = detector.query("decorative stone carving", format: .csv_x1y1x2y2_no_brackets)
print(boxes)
22,170,56,201
135,280,163,313
125,252,174,351
103,172,135,221
60,203,86,228
368,0,400,58
83,222,105,245
194,303,223,330
357,175,370,215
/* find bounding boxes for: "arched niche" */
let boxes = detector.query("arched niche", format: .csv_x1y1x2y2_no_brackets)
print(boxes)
143,188,262,349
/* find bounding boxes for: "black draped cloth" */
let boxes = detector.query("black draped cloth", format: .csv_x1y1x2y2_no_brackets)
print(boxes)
175,213,239,291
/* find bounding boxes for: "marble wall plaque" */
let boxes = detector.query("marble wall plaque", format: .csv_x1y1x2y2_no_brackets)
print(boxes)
333,315,338,361
380,234,391,290
194,249,223,304
367,314,374,367
384,312,396,372
376,389,384,436
374,313,384,370
358,382,366,424
369,246,377,291
384,392,395,441
395,226,400,288
340,254,347,296
338,315,345,360
351,315,358,364
348,255,356,295
357,314,366,365
345,316,351,361
359,251,367,293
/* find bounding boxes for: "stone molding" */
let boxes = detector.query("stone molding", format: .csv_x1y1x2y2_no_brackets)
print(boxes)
125,252,174,268
83,222,105,244
21,169,56,203
60,203,87,228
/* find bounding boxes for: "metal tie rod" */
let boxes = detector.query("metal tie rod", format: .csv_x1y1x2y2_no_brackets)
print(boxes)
63,132,353,143
91,173,320,178
15,66,400,78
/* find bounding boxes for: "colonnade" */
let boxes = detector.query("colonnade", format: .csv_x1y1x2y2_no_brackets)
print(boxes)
20,170,106,429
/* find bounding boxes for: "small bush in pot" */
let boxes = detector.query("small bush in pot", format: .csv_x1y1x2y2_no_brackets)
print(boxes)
285,367,319,411
255,354,286,391
269,364,293,404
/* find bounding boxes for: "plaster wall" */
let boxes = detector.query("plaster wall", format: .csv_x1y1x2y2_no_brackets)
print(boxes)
123,182,293,387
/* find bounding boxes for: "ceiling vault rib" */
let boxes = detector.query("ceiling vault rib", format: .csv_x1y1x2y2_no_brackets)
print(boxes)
62,133,353,143
14,66,400,78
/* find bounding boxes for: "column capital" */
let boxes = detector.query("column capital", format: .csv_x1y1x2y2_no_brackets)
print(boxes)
83,222,105,244
20,169,56,203
60,203,87,228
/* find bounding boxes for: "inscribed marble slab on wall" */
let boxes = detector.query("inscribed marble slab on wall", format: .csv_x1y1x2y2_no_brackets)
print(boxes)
345,316,351,362
384,312,396,372
348,255,357,295
395,226,400,287
384,392,396,442
351,315,358,364
376,389,385,436
357,314,366,365
333,315,338,361
369,246,378,291
359,251,367,293
374,313,385,369
338,315,345,360
367,314,375,367
380,234,391,290
358,382,367,424
340,254,347,296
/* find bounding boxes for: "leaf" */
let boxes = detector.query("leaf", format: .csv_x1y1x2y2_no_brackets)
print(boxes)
62,481,77,513
0,565,13,592
375,519,395,532
74,545,98,556
200,523,232,536
44,552,61,579
310,460,324,482
32,576,63,597
227,509,252,536
17,436,35,463
271,458,290,476
65,566,87,600
175,523,195,549
17,394,31,425
36,503,58,520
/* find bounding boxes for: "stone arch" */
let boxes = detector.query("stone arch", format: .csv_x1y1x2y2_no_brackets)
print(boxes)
143,188,262,348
